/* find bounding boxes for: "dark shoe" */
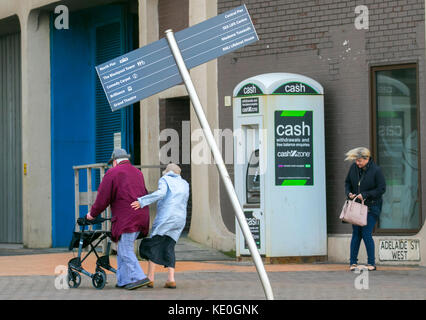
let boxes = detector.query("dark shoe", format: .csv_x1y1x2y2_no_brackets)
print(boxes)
115,283,126,289
125,278,151,290
164,281,176,289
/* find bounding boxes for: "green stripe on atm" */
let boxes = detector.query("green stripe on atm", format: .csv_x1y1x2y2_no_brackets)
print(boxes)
280,111,306,117
281,179,307,186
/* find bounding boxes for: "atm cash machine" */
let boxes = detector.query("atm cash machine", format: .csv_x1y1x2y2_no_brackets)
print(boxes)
233,73,327,259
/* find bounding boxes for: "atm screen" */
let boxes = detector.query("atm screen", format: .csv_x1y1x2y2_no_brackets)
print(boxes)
246,149,260,203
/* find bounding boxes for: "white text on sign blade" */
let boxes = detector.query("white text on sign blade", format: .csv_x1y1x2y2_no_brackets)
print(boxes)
110,90,125,99
106,77,132,90
222,33,236,41
237,27,251,35
99,61,117,72
224,8,244,19
222,17,248,31
221,27,251,42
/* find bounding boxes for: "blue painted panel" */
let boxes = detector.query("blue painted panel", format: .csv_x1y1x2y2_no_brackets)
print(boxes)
51,5,130,247
51,11,95,247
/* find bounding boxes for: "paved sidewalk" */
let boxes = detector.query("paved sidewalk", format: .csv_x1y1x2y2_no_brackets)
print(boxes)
0,236,425,300
0,235,231,259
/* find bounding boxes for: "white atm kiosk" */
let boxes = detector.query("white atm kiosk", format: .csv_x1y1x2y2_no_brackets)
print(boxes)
233,73,327,259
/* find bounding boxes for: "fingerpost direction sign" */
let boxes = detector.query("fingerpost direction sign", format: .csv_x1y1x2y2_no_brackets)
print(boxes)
95,4,258,111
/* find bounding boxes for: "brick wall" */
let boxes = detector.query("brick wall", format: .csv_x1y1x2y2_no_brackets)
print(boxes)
217,0,426,234
158,0,189,36
218,0,424,62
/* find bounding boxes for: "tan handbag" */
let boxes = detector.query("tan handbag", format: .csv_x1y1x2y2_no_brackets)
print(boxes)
339,196,368,226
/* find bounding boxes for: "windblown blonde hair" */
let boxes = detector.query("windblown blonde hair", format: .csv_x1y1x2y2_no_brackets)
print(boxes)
345,147,371,161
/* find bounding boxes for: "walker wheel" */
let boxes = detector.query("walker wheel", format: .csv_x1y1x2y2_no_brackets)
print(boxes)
92,271,106,290
96,266,107,279
68,270,81,288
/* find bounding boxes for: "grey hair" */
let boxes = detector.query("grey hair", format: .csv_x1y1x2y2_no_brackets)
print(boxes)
345,147,371,161
162,163,182,175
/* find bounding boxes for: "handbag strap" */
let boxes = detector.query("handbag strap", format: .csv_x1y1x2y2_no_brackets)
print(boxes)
351,195,365,205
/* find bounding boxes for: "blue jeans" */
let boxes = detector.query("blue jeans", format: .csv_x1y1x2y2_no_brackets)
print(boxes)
117,232,146,286
350,205,380,266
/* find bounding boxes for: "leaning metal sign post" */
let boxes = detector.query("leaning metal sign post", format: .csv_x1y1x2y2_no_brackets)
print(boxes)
164,30,274,300
96,5,274,300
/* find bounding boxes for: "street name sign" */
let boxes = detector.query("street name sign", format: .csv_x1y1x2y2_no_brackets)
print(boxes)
379,239,420,261
96,4,258,111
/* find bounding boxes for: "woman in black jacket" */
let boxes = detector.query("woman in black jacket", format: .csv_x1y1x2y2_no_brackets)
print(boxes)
344,147,386,271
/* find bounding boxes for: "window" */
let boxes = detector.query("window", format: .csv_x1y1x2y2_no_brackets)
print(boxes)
372,64,421,232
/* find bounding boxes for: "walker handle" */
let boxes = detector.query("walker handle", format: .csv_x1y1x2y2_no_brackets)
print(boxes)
77,216,110,226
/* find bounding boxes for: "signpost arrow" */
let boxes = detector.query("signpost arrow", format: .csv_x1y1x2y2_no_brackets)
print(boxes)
96,4,274,300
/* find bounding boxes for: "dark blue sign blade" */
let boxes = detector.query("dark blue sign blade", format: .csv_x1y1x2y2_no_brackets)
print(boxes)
95,4,258,112
96,38,182,112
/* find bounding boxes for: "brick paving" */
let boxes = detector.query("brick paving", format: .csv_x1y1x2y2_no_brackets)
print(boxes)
0,236,424,300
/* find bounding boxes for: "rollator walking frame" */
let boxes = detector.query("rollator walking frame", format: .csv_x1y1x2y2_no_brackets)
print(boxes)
67,216,116,290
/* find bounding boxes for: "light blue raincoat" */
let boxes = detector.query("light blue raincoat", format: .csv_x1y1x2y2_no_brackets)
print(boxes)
137,171,189,242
